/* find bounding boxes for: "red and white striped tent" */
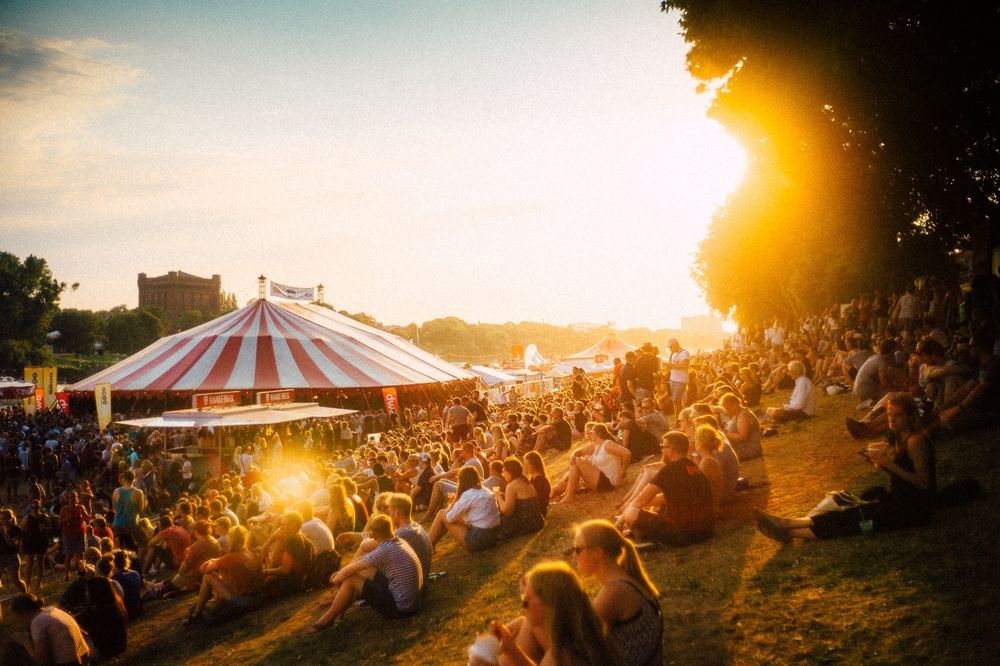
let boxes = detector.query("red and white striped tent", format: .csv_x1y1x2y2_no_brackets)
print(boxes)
68,299,475,396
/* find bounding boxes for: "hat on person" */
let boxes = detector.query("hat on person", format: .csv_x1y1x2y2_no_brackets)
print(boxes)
419,452,431,462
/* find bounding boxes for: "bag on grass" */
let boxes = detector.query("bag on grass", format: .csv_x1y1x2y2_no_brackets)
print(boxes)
304,549,342,590
806,490,876,517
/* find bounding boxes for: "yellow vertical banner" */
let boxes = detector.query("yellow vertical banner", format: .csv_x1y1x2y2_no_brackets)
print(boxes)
23,367,42,416
42,367,58,409
95,383,113,433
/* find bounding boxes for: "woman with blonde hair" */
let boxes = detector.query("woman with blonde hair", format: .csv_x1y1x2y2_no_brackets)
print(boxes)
573,520,662,665
488,424,511,462
490,561,619,666
694,424,725,516
326,483,356,539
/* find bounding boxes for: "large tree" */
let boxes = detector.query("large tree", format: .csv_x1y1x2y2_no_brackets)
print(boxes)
664,1,999,322
0,252,64,371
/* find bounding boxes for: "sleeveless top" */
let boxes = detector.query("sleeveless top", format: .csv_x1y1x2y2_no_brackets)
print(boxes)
113,487,139,527
885,436,936,523
499,495,545,539
608,579,663,666
725,408,762,461
590,440,622,487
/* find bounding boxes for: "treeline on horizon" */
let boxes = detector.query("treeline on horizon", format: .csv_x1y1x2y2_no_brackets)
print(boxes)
1,252,723,380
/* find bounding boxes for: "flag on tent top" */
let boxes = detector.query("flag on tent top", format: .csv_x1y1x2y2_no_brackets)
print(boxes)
270,281,315,301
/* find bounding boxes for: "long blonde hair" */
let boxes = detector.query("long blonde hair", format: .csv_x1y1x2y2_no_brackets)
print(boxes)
576,519,659,598
526,561,619,666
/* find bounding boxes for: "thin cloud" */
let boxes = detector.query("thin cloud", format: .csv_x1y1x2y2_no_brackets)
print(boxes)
0,27,141,193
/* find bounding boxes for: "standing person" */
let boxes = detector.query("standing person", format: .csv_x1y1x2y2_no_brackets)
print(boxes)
60,491,91,581
9,593,90,665
618,352,638,412
21,500,51,591
573,520,662,666
0,508,27,593
112,470,147,550
634,343,660,402
445,397,473,443
664,338,691,425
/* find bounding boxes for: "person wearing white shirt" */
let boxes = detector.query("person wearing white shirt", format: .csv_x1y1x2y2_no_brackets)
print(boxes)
765,361,817,423
428,467,501,552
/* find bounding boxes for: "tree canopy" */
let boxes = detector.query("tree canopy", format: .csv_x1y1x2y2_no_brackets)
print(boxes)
663,1,998,322
0,252,64,371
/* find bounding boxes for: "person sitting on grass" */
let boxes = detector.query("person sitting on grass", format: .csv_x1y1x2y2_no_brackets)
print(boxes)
142,513,191,576
572,520,662,666
618,431,714,546
8,593,90,665
77,575,128,660
531,407,573,453
497,458,544,540
112,549,144,620
485,561,619,666
551,422,630,504
756,393,935,543
184,525,263,625
719,392,762,461
419,443,485,522
261,511,313,593
523,451,552,517
147,519,221,599
764,361,817,423
428,466,501,552
309,514,422,632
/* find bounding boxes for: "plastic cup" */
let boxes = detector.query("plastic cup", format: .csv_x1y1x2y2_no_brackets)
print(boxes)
468,633,500,665
859,519,874,535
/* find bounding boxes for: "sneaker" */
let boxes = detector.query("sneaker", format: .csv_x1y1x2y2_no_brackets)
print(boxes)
754,510,791,544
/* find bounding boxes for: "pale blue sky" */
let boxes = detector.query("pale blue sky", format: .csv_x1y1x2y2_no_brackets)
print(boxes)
1,1,745,329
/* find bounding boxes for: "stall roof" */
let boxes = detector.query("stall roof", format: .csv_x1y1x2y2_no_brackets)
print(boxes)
116,402,356,429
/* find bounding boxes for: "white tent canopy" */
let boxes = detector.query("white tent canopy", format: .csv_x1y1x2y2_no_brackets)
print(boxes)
466,365,519,386
117,402,356,429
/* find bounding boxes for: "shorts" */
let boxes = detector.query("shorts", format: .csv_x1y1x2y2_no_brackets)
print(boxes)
437,480,458,496
23,539,48,555
0,553,20,571
669,381,687,402
633,510,712,546
465,525,500,552
62,534,85,556
595,472,615,492
449,424,471,443
361,570,415,619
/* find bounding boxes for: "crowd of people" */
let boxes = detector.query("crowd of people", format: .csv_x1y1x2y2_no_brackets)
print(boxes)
0,274,995,664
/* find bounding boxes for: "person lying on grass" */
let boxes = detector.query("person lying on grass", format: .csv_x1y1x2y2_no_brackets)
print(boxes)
309,513,422,632
550,422,630,504
756,393,934,543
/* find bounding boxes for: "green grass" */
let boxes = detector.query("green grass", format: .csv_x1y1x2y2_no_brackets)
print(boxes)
5,393,998,664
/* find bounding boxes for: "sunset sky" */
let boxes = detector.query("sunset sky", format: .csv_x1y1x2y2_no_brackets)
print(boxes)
1,1,746,330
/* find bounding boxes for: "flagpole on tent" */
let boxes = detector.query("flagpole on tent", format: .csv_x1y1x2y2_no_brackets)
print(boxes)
258,275,267,301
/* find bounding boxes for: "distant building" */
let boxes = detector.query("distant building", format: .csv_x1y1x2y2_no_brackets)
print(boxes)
138,271,222,325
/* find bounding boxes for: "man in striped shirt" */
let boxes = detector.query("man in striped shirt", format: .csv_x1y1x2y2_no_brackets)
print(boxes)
308,514,422,632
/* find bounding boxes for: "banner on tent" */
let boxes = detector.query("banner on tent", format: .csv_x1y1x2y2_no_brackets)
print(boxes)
193,391,241,409
257,389,295,405
56,392,70,416
42,366,58,409
23,367,43,416
270,281,315,301
95,383,112,432
382,387,399,416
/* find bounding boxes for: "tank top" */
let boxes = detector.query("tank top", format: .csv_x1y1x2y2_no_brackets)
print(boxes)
113,487,140,527
590,440,622,487
609,579,663,666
